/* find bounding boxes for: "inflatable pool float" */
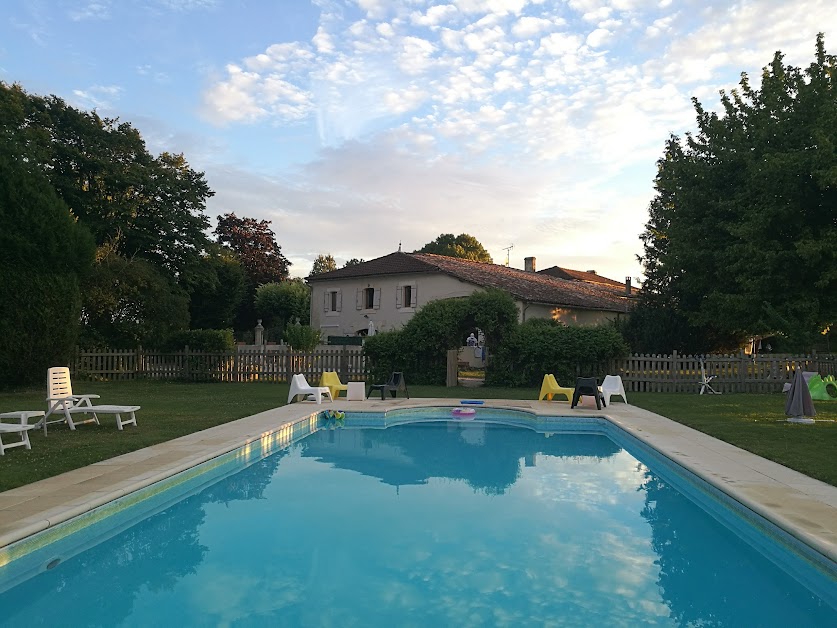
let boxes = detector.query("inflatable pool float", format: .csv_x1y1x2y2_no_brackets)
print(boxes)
460,400,484,405
451,407,476,419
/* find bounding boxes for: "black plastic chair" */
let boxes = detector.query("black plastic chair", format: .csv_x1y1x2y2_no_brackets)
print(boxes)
367,372,409,400
571,377,606,409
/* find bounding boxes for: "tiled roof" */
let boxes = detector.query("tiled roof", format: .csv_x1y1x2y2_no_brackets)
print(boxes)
538,266,628,289
309,252,631,312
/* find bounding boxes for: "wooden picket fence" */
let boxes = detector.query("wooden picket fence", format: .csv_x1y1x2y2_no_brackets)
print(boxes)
607,351,837,394
73,346,368,384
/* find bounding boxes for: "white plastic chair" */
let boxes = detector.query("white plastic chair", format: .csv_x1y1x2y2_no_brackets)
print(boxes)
288,374,333,404
43,367,140,434
0,411,44,455
601,375,628,405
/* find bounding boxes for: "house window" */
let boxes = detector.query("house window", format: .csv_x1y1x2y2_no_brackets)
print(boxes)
323,289,341,315
396,282,417,309
357,287,380,310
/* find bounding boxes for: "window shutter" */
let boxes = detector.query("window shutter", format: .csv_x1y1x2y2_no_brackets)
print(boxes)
373,288,381,309
323,292,329,312
356,288,362,310
336,290,342,312
395,285,402,308
410,285,417,308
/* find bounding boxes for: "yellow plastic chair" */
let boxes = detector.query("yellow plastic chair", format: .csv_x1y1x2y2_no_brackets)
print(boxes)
319,371,348,400
538,374,574,403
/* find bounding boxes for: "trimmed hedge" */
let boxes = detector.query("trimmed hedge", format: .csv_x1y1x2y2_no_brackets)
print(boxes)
160,329,235,352
487,319,629,387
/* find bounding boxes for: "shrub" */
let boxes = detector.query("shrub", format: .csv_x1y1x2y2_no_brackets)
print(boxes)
488,319,629,387
284,323,321,352
160,329,235,352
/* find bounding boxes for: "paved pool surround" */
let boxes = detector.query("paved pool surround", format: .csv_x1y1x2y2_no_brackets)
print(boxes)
0,399,835,564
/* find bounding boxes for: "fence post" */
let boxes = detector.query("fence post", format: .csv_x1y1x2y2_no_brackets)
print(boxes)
446,349,458,387
340,345,349,381
671,350,678,392
136,345,144,380
184,345,191,380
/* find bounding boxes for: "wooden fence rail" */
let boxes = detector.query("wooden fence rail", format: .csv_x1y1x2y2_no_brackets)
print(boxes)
73,346,368,384
608,351,837,394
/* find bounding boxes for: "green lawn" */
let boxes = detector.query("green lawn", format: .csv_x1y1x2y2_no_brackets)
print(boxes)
1,382,835,491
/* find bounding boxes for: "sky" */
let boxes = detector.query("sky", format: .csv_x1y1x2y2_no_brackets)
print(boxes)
2,1,835,281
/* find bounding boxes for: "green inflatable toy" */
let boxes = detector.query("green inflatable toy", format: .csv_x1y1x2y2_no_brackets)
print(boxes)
808,375,837,400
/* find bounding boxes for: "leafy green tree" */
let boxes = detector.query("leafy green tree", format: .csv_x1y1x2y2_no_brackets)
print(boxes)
416,233,493,262
214,213,290,285
639,34,837,352
310,254,337,276
254,279,311,332
214,212,291,331
182,246,247,330
343,258,365,267
80,252,190,349
0,82,213,279
0,138,95,385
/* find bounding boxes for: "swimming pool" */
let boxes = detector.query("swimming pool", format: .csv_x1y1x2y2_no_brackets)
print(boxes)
0,410,835,625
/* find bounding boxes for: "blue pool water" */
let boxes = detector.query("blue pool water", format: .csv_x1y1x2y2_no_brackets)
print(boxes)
0,413,835,626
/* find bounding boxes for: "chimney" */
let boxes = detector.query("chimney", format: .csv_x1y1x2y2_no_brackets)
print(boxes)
586,269,597,275
524,257,536,273
625,277,632,295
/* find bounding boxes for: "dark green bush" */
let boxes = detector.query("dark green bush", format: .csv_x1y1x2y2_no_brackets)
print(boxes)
160,329,235,352
284,323,321,351
487,319,629,387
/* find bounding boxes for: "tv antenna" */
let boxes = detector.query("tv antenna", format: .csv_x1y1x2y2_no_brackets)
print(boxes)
502,244,514,267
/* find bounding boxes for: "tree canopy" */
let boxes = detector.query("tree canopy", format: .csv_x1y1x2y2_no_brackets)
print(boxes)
637,34,837,352
214,213,290,286
416,233,493,262
0,82,213,278
310,254,337,276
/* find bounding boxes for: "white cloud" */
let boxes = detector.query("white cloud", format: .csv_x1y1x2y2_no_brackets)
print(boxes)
511,16,557,39
71,84,122,110
312,26,335,54
411,4,459,27
586,28,613,48
356,0,389,19
68,2,111,21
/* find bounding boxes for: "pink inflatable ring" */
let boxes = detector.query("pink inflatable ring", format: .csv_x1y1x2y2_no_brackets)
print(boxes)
451,407,476,419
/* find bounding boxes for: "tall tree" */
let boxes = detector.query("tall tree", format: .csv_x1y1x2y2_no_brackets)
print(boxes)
417,233,493,262
343,258,365,267
214,213,290,285
310,253,337,276
639,34,837,351
181,245,247,330
0,138,95,384
0,83,213,279
214,212,291,330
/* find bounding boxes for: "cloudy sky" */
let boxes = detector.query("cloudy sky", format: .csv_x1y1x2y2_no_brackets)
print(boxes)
2,1,835,280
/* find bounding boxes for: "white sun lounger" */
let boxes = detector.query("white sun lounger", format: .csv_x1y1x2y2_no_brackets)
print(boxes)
43,367,140,434
0,411,44,455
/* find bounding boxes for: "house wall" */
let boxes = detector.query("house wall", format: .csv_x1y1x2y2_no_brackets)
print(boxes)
310,272,479,337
